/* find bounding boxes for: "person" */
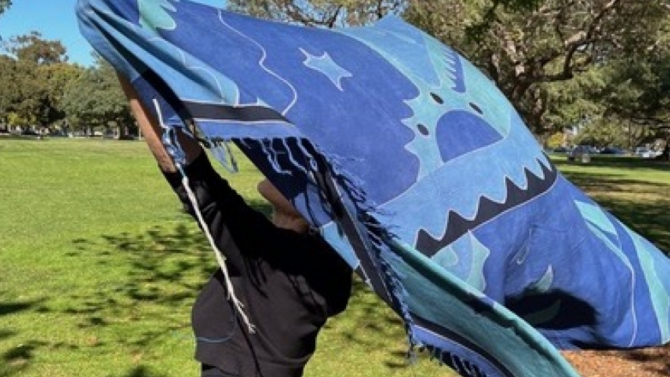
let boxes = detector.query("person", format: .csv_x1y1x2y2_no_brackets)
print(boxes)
118,75,353,377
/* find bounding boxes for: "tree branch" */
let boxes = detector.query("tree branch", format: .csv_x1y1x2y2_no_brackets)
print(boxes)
324,6,342,28
559,0,621,80
376,0,385,19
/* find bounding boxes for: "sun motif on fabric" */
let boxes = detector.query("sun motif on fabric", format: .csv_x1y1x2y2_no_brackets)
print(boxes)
402,40,512,179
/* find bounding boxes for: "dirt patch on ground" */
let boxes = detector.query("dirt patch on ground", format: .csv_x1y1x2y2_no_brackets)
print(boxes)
563,344,670,376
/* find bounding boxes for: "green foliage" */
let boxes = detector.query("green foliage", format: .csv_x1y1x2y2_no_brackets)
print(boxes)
0,0,10,15
0,0,668,145
573,119,632,149
227,0,670,140
0,55,19,124
545,132,565,149
404,0,670,136
0,32,72,128
227,0,543,28
227,0,406,27
0,33,133,134
61,57,132,135
3,31,67,64
543,67,610,132
606,57,670,128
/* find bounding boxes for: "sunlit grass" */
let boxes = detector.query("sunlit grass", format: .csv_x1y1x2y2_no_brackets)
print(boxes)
2,139,669,377
0,138,450,377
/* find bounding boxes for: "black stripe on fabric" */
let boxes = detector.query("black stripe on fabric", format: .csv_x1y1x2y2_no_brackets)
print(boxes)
182,101,289,123
141,69,188,118
416,159,559,257
141,69,288,123
412,314,516,377
313,169,393,306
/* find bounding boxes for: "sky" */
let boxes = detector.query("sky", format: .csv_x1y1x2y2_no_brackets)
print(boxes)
0,0,226,67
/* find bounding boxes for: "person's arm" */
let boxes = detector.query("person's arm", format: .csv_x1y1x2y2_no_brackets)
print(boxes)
117,73,202,171
117,73,280,270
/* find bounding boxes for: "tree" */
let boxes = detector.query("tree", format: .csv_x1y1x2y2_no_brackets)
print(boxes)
4,31,68,64
42,62,83,130
0,54,20,128
226,0,546,27
547,19,670,153
0,0,11,16
573,119,631,149
601,52,670,155
0,32,72,130
404,0,670,135
61,56,133,138
227,0,406,27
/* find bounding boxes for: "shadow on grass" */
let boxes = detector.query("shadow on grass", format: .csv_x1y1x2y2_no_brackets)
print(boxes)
330,278,419,370
121,365,169,377
63,221,215,345
0,300,40,376
344,278,404,340
24,199,407,376
554,155,670,173
601,199,670,252
0,220,220,377
555,160,670,253
0,330,16,341
0,200,263,376
67,203,410,372
561,175,668,195
7,166,669,376
0,340,49,377
0,301,36,317
0,200,282,377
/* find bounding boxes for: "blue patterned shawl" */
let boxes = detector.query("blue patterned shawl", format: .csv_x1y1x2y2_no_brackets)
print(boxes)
77,1,670,376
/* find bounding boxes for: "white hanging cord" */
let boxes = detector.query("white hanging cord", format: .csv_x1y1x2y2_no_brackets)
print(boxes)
179,174,255,333
152,99,256,333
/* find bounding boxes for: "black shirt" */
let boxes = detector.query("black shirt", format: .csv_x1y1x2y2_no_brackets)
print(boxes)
163,153,352,377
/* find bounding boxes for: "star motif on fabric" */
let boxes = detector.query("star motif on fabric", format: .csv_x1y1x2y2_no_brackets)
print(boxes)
301,48,352,91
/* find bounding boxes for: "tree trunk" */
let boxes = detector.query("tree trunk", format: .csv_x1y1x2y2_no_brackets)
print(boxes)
660,137,670,161
116,118,130,140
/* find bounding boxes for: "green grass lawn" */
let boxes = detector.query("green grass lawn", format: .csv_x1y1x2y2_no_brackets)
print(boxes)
2,139,669,377
0,138,451,377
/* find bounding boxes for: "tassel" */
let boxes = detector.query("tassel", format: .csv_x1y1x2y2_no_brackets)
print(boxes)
152,99,256,334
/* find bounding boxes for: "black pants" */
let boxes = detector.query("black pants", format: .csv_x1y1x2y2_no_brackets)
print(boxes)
202,364,237,377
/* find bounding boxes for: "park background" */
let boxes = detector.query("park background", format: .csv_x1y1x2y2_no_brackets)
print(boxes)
2,0,670,376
